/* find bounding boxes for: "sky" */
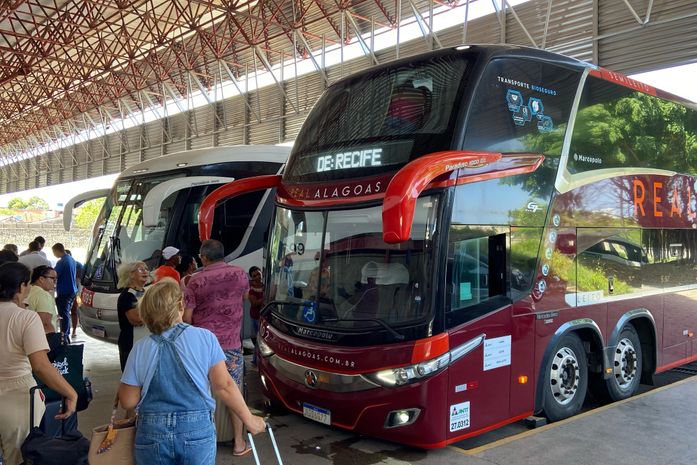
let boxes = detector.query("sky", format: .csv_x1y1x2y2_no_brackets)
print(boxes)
0,33,695,210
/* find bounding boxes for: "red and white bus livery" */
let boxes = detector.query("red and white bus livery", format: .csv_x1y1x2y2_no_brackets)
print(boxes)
199,45,697,447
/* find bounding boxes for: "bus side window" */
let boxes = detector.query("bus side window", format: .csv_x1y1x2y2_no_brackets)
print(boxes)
213,191,266,255
447,228,508,321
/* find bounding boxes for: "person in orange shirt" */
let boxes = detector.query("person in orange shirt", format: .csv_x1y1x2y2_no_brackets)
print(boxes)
154,246,181,283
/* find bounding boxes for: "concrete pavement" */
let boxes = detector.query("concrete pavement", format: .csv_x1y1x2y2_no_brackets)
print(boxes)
74,328,697,465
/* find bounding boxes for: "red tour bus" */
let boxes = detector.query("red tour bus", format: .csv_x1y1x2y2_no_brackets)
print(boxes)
199,45,697,448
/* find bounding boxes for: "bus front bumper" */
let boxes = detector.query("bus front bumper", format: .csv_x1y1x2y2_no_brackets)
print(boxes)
258,354,448,448
78,305,119,344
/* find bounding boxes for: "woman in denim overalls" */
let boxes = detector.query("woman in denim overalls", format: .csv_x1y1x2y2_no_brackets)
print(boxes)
118,278,265,465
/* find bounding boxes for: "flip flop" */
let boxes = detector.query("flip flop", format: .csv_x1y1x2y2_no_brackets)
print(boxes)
233,442,252,457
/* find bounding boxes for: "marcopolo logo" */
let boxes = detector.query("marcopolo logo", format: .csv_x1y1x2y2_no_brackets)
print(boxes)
573,153,602,165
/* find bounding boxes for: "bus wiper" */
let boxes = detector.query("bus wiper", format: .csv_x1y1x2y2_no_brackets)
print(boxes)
339,318,405,341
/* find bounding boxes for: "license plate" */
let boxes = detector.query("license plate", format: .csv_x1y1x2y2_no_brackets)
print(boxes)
92,325,106,338
302,403,331,425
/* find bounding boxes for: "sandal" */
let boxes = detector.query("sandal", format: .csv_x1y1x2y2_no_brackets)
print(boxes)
233,442,252,457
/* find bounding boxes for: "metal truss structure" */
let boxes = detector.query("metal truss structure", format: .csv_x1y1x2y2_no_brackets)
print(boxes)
0,0,695,190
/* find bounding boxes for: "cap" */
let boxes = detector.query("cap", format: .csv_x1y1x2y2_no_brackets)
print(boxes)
162,246,180,260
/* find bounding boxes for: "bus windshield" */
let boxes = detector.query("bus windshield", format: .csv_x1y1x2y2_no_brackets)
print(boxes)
84,174,182,289
267,195,440,342
284,54,470,183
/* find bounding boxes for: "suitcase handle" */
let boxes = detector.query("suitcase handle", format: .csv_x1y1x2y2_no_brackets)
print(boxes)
29,385,67,434
248,422,283,465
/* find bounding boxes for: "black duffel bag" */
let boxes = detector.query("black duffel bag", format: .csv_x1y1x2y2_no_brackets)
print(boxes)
20,386,89,465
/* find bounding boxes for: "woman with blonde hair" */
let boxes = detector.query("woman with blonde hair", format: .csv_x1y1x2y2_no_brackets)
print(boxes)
118,278,265,465
116,261,149,371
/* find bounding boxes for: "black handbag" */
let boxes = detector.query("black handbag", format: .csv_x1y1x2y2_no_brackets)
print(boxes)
20,386,89,465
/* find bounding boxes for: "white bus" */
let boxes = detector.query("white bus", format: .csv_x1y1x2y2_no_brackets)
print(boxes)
64,145,290,343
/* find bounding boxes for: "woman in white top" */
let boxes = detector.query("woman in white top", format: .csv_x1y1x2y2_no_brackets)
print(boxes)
0,262,77,465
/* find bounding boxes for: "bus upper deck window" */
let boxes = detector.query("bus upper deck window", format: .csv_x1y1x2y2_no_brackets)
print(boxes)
383,80,432,134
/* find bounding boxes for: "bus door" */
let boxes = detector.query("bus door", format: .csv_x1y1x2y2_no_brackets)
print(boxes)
445,225,515,439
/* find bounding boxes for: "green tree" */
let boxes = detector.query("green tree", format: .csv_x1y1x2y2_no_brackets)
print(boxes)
7,197,28,209
73,198,105,229
26,196,49,210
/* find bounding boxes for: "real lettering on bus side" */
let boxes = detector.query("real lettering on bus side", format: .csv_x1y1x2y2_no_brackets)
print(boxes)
633,178,697,220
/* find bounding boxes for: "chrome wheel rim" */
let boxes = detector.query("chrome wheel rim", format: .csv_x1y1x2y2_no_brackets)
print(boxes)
549,346,580,406
613,337,637,389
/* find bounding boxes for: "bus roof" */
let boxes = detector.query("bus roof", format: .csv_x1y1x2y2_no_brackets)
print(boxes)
327,44,697,111
119,145,290,179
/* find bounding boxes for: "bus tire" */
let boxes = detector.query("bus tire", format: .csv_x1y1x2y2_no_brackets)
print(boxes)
543,333,588,422
605,324,642,401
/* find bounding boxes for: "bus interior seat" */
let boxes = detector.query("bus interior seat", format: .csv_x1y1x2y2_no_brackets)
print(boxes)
382,81,432,134
360,261,410,322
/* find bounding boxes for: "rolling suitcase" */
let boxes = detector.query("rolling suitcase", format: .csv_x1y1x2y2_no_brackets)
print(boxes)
40,396,78,437
20,386,89,465
248,424,284,465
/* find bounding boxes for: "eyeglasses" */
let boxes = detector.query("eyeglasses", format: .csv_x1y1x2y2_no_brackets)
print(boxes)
136,267,149,273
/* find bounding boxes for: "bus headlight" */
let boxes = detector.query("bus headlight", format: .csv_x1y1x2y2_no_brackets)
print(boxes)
257,336,275,357
363,353,450,387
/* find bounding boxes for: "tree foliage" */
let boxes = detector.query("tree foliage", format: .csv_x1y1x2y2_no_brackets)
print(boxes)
6,196,49,209
73,198,105,229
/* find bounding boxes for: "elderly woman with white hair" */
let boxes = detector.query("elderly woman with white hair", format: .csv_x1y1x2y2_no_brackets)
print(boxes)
119,278,265,465
117,261,150,372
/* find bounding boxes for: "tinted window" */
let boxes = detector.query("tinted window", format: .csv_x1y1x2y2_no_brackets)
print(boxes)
212,191,265,255
446,225,510,327
464,57,580,154
286,53,470,182
461,58,581,228
568,76,697,174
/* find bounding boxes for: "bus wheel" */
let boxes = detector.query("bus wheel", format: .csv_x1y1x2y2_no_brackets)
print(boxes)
606,324,642,401
544,333,588,421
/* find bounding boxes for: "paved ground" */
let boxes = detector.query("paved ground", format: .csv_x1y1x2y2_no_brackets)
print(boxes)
74,328,697,465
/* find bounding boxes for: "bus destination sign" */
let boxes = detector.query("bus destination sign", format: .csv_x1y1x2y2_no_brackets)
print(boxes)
291,140,413,177
317,148,383,172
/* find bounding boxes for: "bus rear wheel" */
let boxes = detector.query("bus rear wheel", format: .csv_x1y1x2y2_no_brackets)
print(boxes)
543,333,588,422
605,324,642,401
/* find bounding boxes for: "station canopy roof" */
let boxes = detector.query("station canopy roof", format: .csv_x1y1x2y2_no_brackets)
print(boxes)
0,0,410,158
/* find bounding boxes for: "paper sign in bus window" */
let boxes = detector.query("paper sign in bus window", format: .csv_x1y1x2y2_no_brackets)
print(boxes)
483,335,511,371
459,282,472,301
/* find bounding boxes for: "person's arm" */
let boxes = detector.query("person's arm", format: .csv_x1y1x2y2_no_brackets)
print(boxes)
117,383,141,410
29,351,78,420
125,307,142,326
119,292,142,325
183,307,193,323
183,285,195,323
209,361,266,434
37,312,56,333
